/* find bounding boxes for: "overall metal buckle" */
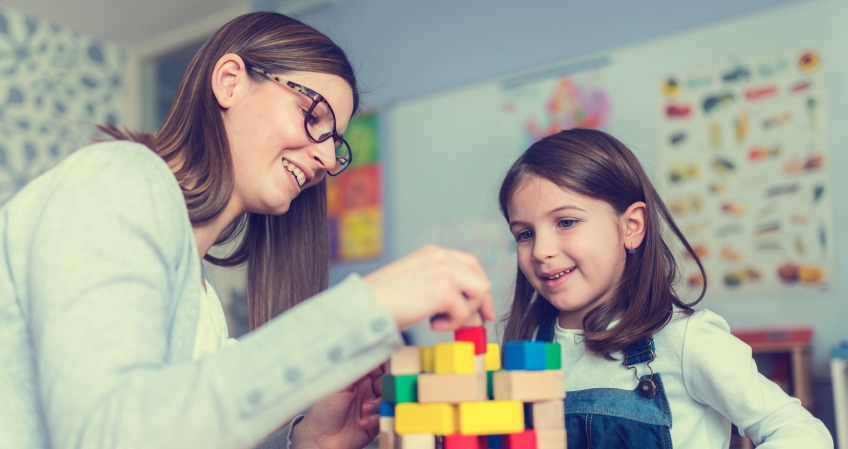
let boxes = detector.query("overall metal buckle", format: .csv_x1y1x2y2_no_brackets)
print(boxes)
624,337,657,398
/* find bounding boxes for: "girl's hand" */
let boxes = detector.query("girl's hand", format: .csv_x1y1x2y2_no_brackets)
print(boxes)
364,245,495,332
290,365,384,449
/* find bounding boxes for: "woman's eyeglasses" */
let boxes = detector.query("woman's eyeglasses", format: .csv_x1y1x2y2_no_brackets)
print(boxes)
249,66,352,176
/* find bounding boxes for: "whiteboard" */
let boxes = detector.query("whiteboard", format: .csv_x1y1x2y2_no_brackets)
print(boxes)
388,0,848,372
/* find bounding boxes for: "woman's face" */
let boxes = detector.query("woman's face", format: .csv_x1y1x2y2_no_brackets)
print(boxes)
221,65,354,216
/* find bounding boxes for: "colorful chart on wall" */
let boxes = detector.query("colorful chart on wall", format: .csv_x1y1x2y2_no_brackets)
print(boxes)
657,49,835,295
327,110,383,262
501,58,612,146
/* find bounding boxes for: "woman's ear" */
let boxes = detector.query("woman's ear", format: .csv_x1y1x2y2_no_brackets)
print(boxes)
623,201,647,250
211,53,248,109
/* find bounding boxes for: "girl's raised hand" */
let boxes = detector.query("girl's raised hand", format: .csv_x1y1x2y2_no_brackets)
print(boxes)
363,245,495,331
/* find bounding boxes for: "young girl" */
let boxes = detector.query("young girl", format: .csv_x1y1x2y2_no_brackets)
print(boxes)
499,129,832,448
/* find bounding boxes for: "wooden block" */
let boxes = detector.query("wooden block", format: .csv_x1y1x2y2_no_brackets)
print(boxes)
421,347,435,373
504,341,546,371
493,370,564,401
477,372,488,401
381,416,395,432
455,326,487,354
457,400,524,435
535,428,566,449
384,374,419,403
381,401,396,417
475,355,487,373
503,430,536,449
485,344,501,371
486,370,495,399
444,434,483,449
461,311,484,328
398,434,436,449
390,346,423,375
435,342,475,374
522,403,533,429
478,435,489,449
528,399,564,429
418,373,487,403
396,403,457,435
486,435,502,449
544,343,561,370
379,431,397,449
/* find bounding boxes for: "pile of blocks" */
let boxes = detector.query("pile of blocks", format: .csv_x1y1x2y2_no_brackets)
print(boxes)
378,316,566,449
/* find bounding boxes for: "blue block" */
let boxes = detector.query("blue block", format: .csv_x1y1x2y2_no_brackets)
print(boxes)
523,402,533,429
487,435,503,449
833,342,848,359
503,341,547,370
379,401,394,417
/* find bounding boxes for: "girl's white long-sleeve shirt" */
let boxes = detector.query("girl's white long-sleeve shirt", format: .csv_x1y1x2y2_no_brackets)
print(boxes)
555,309,833,448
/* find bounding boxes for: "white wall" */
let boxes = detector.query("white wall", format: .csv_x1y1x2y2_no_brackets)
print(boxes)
289,0,848,377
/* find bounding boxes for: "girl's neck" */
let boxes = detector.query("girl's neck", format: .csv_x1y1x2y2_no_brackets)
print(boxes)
557,311,584,330
558,309,623,331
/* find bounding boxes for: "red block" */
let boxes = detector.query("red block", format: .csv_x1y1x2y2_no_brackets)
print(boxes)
445,434,485,449
455,326,487,355
503,430,537,449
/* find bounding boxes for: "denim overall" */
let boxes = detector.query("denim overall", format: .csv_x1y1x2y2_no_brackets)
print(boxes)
535,315,673,449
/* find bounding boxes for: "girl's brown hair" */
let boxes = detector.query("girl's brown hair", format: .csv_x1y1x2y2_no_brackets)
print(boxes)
498,128,706,359
100,12,359,330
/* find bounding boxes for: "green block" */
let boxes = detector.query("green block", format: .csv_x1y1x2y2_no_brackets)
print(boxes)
545,343,562,370
486,370,495,399
383,374,418,403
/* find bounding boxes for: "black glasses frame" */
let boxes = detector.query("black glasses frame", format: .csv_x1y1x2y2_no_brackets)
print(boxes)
249,66,352,176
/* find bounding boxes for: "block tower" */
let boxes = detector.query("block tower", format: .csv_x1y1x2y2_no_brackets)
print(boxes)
378,314,566,449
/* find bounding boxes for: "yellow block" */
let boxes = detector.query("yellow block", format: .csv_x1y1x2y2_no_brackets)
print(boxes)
434,342,474,374
420,346,434,373
485,343,501,371
395,403,456,435
457,400,524,435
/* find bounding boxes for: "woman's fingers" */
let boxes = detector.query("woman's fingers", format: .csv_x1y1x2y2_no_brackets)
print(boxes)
359,412,380,429
364,245,495,331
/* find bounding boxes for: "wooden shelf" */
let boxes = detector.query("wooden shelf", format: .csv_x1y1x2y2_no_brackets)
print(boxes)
730,327,814,448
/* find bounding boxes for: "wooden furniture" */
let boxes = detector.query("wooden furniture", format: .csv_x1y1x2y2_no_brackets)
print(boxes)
832,343,848,449
729,327,814,449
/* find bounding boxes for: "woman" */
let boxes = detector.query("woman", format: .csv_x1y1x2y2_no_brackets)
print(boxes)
0,12,494,449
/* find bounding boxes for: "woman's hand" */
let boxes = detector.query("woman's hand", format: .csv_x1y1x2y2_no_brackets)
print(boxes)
290,365,384,449
364,245,495,331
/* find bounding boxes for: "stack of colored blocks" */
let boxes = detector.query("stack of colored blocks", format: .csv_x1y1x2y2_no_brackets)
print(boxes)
378,316,566,449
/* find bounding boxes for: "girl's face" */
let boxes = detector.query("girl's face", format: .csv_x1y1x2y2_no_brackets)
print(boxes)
220,63,354,216
507,176,643,329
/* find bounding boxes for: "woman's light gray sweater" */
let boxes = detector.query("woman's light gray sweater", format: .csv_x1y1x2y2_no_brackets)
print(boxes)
0,141,402,448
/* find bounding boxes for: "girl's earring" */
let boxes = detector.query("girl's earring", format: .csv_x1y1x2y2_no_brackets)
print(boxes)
627,244,638,255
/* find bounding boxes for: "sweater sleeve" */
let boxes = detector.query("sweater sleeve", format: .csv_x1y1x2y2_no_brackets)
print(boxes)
27,142,404,449
681,310,832,448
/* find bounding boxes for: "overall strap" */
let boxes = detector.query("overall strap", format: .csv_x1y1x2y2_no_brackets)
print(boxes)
623,336,656,366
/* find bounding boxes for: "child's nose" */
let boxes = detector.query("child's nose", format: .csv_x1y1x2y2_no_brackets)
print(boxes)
532,233,558,262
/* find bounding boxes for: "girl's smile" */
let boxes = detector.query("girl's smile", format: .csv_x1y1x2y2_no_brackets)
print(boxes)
539,266,577,288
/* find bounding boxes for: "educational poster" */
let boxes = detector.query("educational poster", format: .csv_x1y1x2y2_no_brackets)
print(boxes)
501,59,612,146
657,49,834,296
327,111,383,262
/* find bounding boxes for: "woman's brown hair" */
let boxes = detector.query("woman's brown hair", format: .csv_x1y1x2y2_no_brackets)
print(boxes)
100,11,359,330
498,128,706,359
